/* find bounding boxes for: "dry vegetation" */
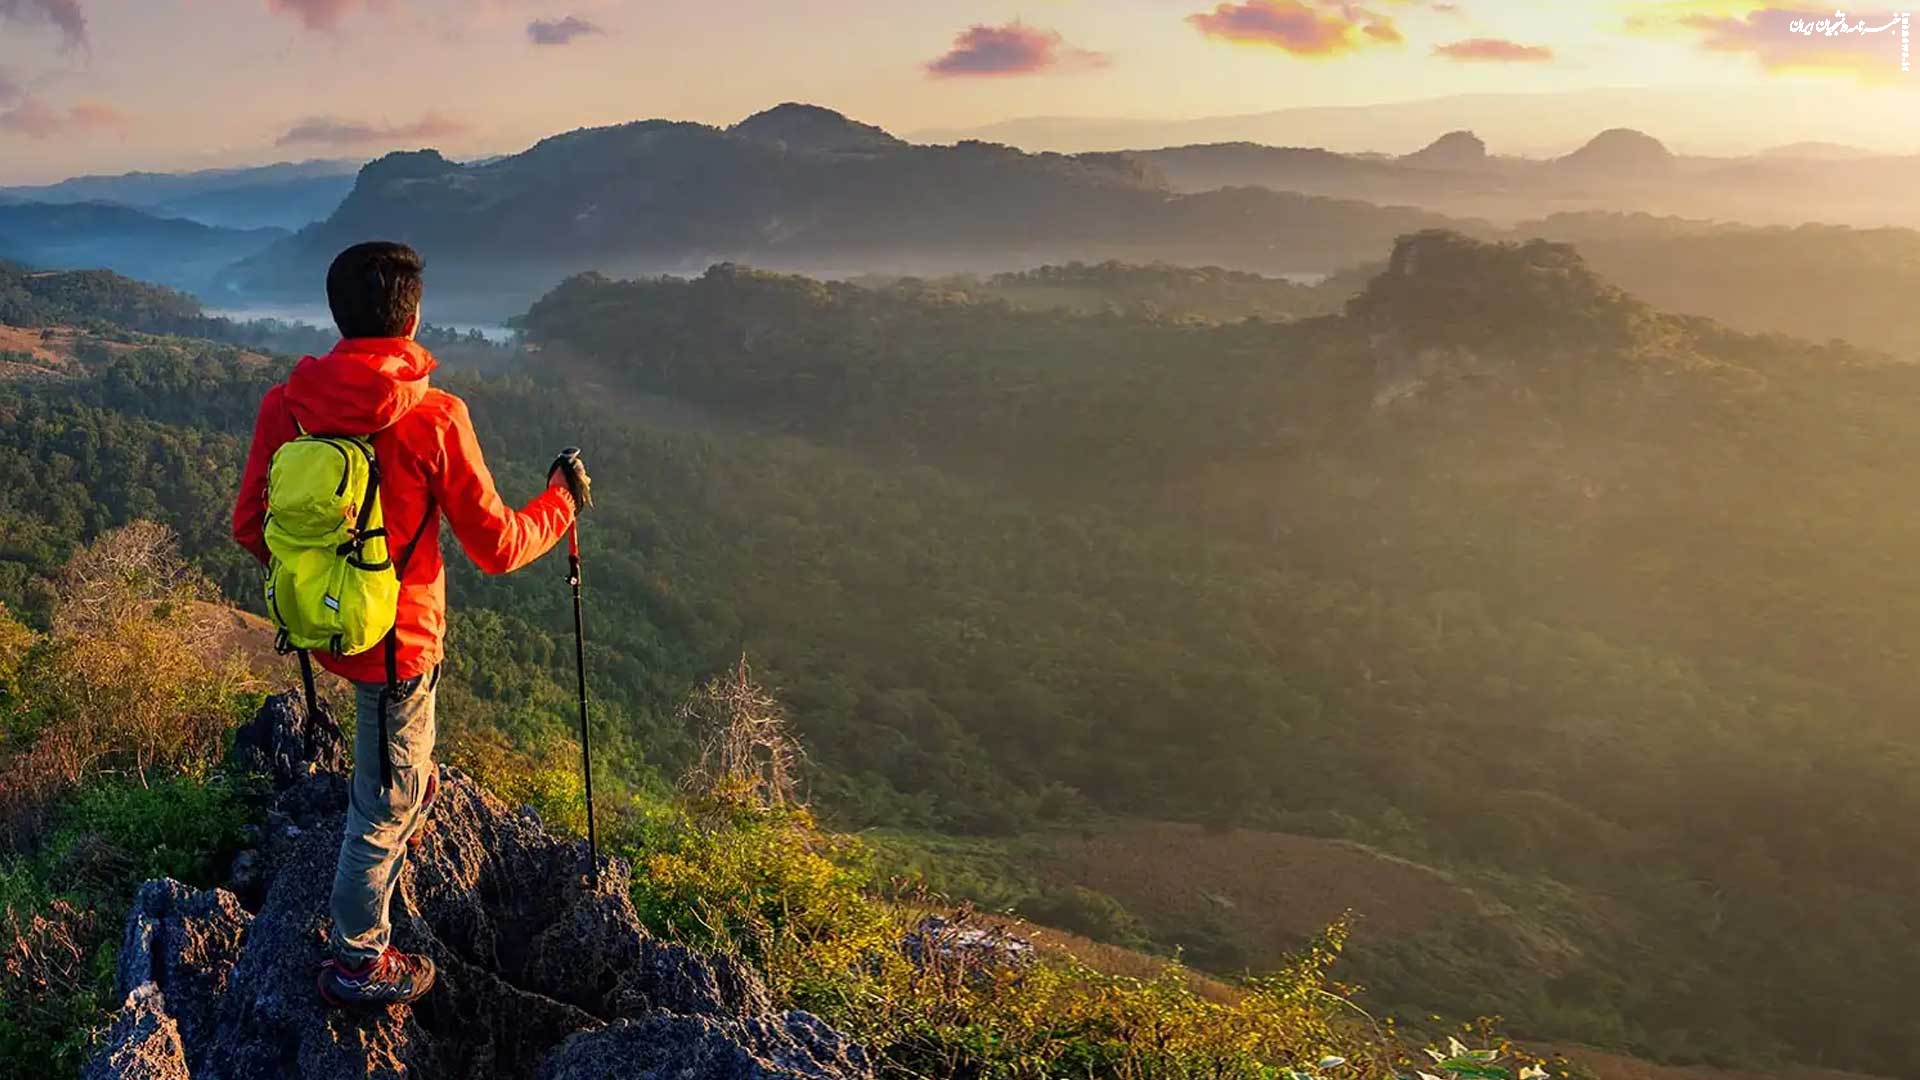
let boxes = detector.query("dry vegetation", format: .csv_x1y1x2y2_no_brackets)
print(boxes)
1040,821,1487,965
0,521,250,839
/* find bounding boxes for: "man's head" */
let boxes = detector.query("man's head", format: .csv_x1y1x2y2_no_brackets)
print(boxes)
327,242,424,340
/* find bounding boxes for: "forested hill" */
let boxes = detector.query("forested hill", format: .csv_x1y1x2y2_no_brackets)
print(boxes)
516,236,1919,1073
0,260,205,330
224,104,1468,312
3,233,1917,1075
0,202,284,293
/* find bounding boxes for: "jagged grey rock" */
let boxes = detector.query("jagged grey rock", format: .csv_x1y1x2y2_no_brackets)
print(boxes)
537,1011,872,1080
83,984,190,1080
86,691,874,1080
114,879,250,1056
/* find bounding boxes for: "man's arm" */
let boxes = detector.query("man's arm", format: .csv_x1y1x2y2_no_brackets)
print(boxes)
432,396,576,575
232,386,295,565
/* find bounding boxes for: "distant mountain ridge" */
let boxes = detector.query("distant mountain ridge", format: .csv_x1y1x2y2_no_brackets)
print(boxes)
0,160,361,231
0,202,283,294
1133,125,1920,228
227,105,1471,319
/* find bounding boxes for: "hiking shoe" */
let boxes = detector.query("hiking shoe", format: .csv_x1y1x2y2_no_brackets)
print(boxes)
317,946,436,1008
407,765,441,850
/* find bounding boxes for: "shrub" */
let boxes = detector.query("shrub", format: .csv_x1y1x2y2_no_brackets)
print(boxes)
631,663,1406,1078
0,522,244,840
46,775,252,889
0,899,108,1075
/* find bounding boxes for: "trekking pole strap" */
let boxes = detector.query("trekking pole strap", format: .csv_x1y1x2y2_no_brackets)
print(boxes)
297,649,319,758
378,632,397,791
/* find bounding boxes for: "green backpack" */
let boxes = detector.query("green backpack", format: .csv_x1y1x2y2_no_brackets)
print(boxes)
263,431,398,656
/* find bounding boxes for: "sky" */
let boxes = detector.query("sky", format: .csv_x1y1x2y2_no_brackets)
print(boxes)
2,1,1919,183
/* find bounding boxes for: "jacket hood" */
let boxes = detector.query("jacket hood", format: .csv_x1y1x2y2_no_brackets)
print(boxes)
285,338,437,436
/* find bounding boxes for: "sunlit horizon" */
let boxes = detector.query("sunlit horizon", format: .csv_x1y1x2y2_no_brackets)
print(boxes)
4,1,1920,184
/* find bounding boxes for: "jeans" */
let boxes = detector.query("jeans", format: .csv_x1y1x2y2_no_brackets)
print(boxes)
327,668,438,966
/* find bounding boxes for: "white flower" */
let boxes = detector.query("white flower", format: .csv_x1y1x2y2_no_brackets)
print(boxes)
1317,1056,1347,1070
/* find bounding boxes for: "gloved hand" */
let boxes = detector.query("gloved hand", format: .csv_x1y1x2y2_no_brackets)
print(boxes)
548,447,593,511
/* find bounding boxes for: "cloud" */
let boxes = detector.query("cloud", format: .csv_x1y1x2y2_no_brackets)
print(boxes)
0,0,87,49
528,15,602,45
925,21,1110,77
0,96,126,138
0,69,20,106
277,112,466,146
1433,37,1553,62
65,100,128,130
1186,0,1405,56
267,0,371,31
1655,7,1909,80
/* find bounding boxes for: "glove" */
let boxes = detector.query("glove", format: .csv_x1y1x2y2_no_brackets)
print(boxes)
548,447,593,511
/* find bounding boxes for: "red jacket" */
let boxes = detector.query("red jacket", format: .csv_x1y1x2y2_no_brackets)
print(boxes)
233,338,575,684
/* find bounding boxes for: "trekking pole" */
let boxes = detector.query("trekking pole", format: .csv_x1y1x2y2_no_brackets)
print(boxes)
559,459,600,890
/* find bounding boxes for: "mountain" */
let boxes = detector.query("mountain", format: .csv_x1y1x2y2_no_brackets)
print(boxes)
0,160,360,231
1399,130,1489,170
224,106,1471,319
1129,125,1920,230
912,85,1910,158
730,102,906,154
0,259,205,329
1520,212,1920,357
0,202,284,293
1759,140,1881,160
1553,128,1676,176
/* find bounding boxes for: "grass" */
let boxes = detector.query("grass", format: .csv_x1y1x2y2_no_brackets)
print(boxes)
623,792,1486,1080
0,768,259,1077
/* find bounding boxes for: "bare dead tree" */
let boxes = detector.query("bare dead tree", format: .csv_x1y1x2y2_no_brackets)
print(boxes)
54,519,215,640
678,655,806,812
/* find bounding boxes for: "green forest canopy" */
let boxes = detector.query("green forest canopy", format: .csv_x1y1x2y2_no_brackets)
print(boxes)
2,233,1916,1075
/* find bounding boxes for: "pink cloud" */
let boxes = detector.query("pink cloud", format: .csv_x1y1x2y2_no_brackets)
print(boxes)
1665,7,1908,78
0,96,126,138
1433,37,1553,62
925,21,1110,77
0,0,86,49
66,100,129,131
1187,0,1404,56
276,111,466,146
267,0,371,31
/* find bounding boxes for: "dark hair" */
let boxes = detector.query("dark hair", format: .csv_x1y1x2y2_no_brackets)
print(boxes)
326,241,425,338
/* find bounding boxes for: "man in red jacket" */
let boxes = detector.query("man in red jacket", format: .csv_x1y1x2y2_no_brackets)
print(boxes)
233,242,592,1008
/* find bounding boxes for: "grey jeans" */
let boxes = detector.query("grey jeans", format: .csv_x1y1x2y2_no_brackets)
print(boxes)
328,669,437,966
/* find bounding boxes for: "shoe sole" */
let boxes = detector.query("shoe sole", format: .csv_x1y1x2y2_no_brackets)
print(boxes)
317,967,436,1009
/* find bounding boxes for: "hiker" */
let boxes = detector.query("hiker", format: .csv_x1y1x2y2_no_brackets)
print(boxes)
231,241,593,1008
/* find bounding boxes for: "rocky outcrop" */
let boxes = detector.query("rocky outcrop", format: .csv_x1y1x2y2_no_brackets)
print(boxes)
82,985,188,1080
539,1013,872,1080
86,691,873,1080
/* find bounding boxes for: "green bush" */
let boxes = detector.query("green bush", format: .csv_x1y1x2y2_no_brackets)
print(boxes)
45,774,253,889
